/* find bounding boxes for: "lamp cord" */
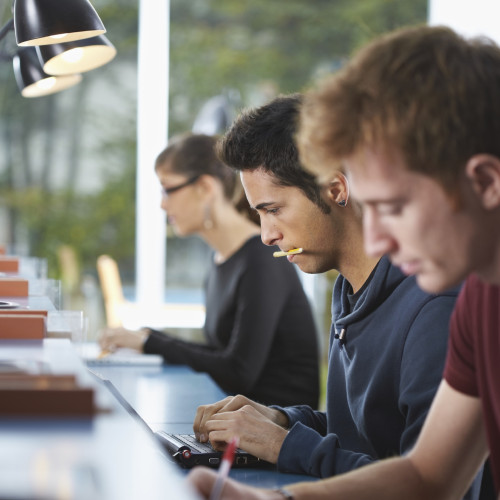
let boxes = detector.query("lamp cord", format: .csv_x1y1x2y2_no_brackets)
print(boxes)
0,17,14,60
0,18,13,43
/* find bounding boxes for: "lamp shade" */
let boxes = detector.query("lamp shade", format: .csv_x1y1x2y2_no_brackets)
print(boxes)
36,35,116,75
14,0,106,47
13,47,82,98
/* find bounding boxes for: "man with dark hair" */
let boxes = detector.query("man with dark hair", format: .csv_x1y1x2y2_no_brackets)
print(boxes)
190,95,479,494
189,25,498,500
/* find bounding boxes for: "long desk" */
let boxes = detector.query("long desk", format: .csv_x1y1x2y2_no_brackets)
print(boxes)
0,340,199,500
88,357,318,489
1,294,56,311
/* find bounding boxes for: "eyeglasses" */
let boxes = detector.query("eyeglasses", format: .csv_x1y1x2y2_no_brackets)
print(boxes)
162,175,200,198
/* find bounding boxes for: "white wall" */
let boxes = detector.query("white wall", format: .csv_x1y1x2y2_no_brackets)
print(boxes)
429,0,500,43
135,0,169,306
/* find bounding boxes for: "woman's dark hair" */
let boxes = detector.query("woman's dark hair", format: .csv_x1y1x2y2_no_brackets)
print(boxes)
156,133,259,224
156,133,236,199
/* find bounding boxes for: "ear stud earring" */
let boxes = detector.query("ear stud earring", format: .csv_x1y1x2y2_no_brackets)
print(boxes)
338,200,347,207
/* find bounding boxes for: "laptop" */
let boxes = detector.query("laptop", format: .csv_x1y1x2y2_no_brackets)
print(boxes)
93,374,268,469
154,430,269,469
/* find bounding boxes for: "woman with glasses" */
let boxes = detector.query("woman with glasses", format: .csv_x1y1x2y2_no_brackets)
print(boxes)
98,133,320,408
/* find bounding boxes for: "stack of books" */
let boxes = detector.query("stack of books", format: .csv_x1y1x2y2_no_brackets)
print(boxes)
0,359,95,417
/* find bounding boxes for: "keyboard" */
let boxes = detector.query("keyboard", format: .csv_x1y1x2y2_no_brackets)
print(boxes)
171,434,215,453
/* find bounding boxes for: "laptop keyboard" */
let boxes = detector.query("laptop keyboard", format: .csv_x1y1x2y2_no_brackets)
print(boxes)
174,434,216,453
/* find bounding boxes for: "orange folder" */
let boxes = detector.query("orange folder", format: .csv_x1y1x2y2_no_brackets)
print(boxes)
0,278,29,297
0,257,18,273
0,314,46,339
0,309,48,317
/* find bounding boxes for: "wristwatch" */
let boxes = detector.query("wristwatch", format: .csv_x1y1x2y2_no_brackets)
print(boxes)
273,488,295,500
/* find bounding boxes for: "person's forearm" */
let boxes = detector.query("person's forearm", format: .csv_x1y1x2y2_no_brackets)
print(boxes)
272,408,289,428
283,456,441,500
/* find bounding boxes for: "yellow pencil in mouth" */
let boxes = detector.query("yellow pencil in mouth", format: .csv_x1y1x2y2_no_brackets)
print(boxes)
273,248,303,258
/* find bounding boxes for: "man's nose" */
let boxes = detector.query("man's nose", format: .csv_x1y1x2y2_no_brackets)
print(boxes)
260,220,281,247
363,210,396,258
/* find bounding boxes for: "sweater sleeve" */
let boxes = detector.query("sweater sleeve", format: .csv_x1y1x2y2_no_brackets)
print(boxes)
271,404,327,431
144,255,292,396
144,329,217,363
278,294,453,478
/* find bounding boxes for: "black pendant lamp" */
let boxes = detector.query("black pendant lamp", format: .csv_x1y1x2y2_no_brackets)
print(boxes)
36,34,116,75
13,47,82,97
14,0,106,47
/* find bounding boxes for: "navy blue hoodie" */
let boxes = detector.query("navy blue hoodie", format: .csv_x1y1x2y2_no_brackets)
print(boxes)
275,256,460,477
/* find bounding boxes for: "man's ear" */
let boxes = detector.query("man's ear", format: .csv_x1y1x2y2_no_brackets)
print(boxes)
324,172,350,207
465,154,500,210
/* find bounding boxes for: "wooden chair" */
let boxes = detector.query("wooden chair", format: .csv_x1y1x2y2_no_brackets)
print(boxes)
96,254,206,332
96,254,128,328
